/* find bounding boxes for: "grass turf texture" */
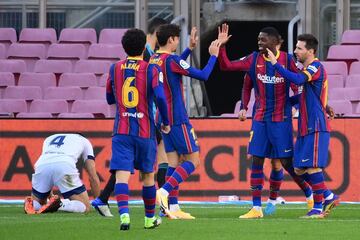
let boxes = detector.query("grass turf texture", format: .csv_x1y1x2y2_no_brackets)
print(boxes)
1,204,360,240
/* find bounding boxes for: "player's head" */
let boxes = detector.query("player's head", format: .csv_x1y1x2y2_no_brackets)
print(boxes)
156,24,181,51
294,34,318,63
121,28,146,57
147,17,168,35
258,27,281,54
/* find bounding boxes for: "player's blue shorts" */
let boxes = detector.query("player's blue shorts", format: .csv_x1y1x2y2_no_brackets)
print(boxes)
248,120,294,159
162,122,199,154
294,131,330,168
110,134,157,174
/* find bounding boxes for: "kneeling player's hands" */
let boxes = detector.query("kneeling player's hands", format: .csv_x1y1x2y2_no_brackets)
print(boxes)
238,109,247,121
161,124,171,134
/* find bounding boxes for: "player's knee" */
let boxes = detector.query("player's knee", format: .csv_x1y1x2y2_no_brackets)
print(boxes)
294,168,306,175
271,159,282,170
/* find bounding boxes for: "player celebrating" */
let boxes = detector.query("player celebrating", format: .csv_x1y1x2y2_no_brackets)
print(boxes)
106,28,170,230
151,24,221,219
24,133,100,214
267,34,339,218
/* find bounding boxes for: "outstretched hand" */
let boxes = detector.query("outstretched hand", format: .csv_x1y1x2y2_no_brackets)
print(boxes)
208,39,222,57
189,27,199,50
217,23,232,46
266,48,277,65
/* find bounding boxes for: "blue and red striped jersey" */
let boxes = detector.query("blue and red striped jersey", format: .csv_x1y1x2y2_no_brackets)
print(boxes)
150,49,217,125
106,57,169,138
219,48,298,122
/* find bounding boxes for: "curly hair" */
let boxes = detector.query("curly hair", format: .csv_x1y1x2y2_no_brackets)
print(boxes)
121,28,146,56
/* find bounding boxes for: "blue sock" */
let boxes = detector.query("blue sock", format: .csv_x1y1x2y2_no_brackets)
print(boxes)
166,166,179,205
308,172,325,210
142,185,156,218
269,168,283,200
114,183,129,215
162,161,195,194
251,162,264,207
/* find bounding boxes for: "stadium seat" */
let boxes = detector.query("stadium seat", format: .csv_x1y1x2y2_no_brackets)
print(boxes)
343,87,360,101
59,28,97,46
346,75,360,88
84,87,105,100
99,28,127,44
7,43,46,71
44,86,83,101
0,99,27,113
58,112,94,118
328,88,346,100
59,73,97,88
16,112,53,118
328,75,344,88
0,59,27,74
47,44,87,61
328,99,352,116
341,30,360,45
98,73,108,87
326,45,360,69
18,72,56,92
356,103,360,114
88,44,125,61
19,28,57,46
349,62,360,75
220,113,237,117
4,86,42,100
30,99,68,114
234,100,241,113
0,28,17,48
321,61,348,81
71,100,109,118
0,72,15,87
108,104,116,118
0,44,6,59
74,60,112,75
34,60,72,74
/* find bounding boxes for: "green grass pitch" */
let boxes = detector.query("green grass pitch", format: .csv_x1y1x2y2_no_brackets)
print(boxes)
1,203,360,240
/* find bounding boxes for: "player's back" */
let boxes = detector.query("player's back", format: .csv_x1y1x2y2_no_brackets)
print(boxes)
109,57,158,138
35,133,93,167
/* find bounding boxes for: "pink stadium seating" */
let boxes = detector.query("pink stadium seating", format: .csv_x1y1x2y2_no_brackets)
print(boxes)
19,28,57,45
341,30,360,45
356,103,360,114
58,112,94,118
59,28,97,45
326,45,360,68
0,72,15,87
18,72,56,92
234,100,241,113
84,87,105,100
30,99,68,114
328,99,352,116
47,44,87,60
74,60,112,75
34,60,72,74
0,99,27,113
44,86,83,101
346,75,360,88
0,28,17,48
0,59,27,73
321,61,348,80
4,86,42,100
98,73,108,87
343,88,360,101
71,100,109,118
99,28,127,44
16,112,53,118
328,88,346,100
59,73,97,88
220,113,237,117
328,75,344,88
0,44,6,59
349,62,360,75
88,44,125,61
108,104,116,118
7,43,46,71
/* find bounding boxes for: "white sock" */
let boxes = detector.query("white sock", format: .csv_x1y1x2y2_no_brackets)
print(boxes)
33,200,42,211
58,199,86,213
325,193,334,201
253,206,262,211
159,188,169,197
306,194,313,201
268,199,277,205
169,204,180,212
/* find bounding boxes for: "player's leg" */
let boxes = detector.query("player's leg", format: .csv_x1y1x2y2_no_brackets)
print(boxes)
142,172,161,229
156,134,168,188
91,173,115,217
264,158,284,215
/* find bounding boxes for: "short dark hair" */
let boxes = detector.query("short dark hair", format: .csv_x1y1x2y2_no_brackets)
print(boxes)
156,24,181,47
121,28,146,56
297,34,318,53
260,26,281,43
147,17,168,34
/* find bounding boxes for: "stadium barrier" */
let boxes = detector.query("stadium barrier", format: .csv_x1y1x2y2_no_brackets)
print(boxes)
0,118,359,201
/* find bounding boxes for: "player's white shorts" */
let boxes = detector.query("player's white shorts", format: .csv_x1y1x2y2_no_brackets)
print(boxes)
32,161,85,199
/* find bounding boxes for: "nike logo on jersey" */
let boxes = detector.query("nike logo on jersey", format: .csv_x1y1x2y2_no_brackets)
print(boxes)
284,149,292,152
301,159,310,162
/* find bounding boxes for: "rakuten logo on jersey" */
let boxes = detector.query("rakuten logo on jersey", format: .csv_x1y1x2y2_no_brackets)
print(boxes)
122,112,144,118
257,74,285,84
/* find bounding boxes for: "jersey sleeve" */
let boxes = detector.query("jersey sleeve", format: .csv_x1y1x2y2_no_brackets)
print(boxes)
180,47,192,60
240,73,253,110
81,137,95,162
303,61,322,82
106,63,116,104
151,65,169,125
218,47,253,72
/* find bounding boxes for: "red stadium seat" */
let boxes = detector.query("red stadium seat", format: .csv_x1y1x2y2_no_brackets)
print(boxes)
59,28,97,45
4,86,42,100
328,75,344,89
30,99,68,114
19,28,57,46
7,43,46,71
99,28,127,44
34,60,72,74
18,72,56,92
0,99,27,113
44,86,83,101
58,112,94,118
47,44,87,61
341,30,360,45
346,75,360,88
0,28,17,48
59,73,97,88
71,100,109,118
84,87,105,100
74,60,112,75
16,112,53,118
88,44,125,61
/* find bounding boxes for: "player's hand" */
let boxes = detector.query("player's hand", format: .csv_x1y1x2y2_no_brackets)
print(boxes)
266,48,277,65
326,104,335,120
161,124,171,134
209,39,221,57
189,27,198,50
292,107,299,118
238,109,247,121
217,23,232,46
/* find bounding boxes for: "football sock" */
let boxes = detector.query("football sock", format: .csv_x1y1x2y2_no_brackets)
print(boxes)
308,172,325,211
115,183,129,215
283,162,312,198
323,187,334,200
162,161,195,194
142,185,156,218
157,163,168,188
166,166,179,205
250,162,264,207
59,199,86,213
99,173,116,203
269,168,283,201
33,199,42,211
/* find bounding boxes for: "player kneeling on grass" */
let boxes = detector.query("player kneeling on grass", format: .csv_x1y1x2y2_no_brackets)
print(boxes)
106,28,170,230
24,133,100,214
